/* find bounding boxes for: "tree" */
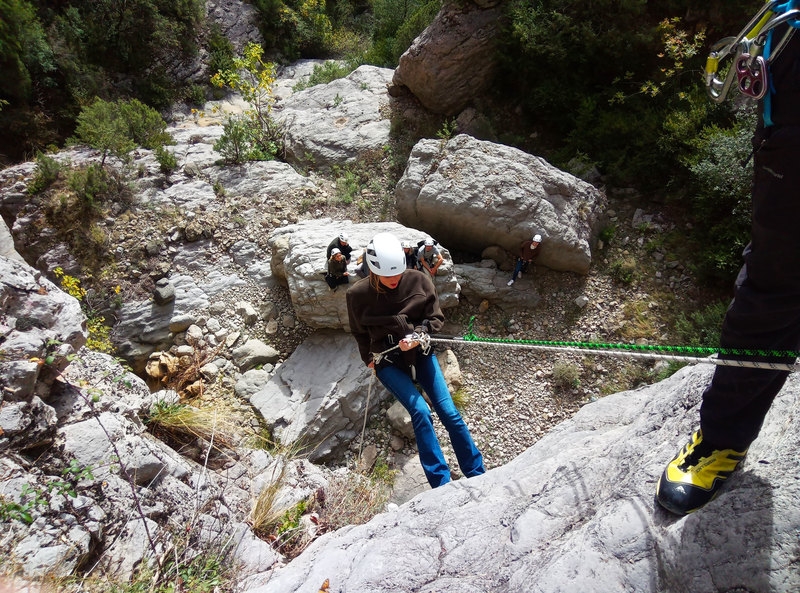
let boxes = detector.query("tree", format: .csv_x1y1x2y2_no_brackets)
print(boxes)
73,98,172,166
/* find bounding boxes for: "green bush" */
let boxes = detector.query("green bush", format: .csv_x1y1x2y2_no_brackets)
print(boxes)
27,152,62,194
293,60,356,91
207,23,235,76
552,362,580,390
673,300,729,348
118,98,173,149
73,98,172,165
252,0,333,59
155,145,178,175
214,115,277,164
67,163,113,212
608,256,638,285
681,107,755,283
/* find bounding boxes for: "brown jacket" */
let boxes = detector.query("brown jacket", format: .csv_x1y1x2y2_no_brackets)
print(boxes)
518,240,541,262
346,270,444,366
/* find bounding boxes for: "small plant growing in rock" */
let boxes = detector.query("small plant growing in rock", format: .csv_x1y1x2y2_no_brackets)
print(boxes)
27,152,62,194
609,256,638,285
155,145,178,176
552,362,581,390
54,267,115,353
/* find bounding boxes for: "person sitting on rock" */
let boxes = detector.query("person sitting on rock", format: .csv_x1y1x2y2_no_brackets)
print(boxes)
325,248,351,290
402,241,419,270
508,234,541,286
327,232,353,263
417,238,443,276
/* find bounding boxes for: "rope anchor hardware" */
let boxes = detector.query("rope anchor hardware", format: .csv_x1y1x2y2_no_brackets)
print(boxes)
705,0,800,103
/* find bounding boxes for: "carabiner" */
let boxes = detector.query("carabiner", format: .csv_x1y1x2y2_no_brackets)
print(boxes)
704,0,783,102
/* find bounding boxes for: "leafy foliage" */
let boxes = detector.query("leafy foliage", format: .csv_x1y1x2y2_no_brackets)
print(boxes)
73,98,172,166
251,0,333,60
0,0,202,160
673,300,729,348
27,152,62,194
54,267,116,353
211,42,282,163
680,107,756,282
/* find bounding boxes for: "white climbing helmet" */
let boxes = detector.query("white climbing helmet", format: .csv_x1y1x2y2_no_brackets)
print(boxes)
365,233,406,276
533,234,542,242
339,232,349,244
331,248,341,255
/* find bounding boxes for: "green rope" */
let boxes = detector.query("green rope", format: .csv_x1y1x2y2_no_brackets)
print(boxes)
447,315,800,363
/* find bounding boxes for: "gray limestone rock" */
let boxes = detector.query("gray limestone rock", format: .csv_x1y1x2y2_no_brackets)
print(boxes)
393,2,503,116
277,66,394,169
240,365,800,592
396,135,607,274
246,331,392,462
267,219,460,330
231,338,281,371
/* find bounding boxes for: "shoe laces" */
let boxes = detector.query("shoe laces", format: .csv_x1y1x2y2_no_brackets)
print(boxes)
679,434,717,470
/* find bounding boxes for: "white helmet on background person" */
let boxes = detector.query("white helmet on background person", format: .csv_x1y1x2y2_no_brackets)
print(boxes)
424,238,434,246
401,241,412,249
331,248,341,255
339,232,349,244
533,234,542,243
365,233,405,276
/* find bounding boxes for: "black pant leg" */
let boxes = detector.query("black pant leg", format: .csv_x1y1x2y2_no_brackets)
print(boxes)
700,126,800,450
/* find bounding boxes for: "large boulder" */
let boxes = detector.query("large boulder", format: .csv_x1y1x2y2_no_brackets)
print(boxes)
267,219,460,330
245,331,392,462
242,363,800,593
392,1,504,115
276,65,394,169
396,135,607,274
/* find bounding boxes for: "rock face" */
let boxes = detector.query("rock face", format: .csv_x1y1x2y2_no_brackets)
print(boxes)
396,135,607,274
276,65,394,169
0,255,87,404
245,331,392,462
267,219,460,329
242,364,800,593
392,1,504,115
207,0,262,53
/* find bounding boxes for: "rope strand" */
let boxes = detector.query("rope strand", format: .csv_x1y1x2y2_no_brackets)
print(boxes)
426,316,800,373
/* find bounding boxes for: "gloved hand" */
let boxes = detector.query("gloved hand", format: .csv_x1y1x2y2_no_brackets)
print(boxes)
404,331,431,354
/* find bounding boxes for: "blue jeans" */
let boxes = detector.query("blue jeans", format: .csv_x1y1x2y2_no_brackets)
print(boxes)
376,352,485,487
512,258,529,281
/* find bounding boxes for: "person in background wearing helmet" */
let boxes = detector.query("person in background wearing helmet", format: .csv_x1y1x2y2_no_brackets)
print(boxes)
402,241,418,270
325,248,352,291
346,232,486,488
507,234,541,286
327,232,353,263
418,238,443,276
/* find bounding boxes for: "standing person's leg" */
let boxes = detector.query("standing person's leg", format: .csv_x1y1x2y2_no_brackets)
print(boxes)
657,126,800,515
508,258,523,285
414,353,485,478
701,125,800,450
376,364,451,487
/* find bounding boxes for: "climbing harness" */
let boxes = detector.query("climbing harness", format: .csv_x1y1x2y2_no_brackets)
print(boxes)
705,0,800,104
370,331,432,366
425,317,800,373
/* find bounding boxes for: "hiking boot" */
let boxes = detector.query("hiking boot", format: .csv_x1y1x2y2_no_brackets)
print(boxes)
507,279,514,286
518,272,523,279
656,430,747,516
